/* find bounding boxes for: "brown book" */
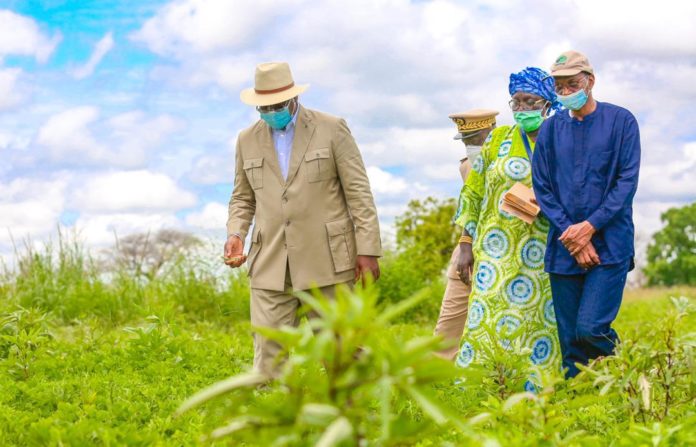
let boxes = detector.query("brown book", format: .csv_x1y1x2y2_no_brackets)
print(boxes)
501,182,540,224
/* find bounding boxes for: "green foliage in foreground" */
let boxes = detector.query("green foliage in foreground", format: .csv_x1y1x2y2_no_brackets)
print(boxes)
178,286,469,445
180,287,696,447
0,239,695,446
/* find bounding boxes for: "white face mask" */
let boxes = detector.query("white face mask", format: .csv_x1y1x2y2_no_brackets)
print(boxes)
466,145,483,161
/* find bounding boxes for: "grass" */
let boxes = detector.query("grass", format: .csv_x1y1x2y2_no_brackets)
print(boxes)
0,240,694,446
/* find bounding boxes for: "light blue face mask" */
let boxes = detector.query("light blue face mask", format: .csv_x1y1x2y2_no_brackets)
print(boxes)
260,106,293,130
557,88,589,111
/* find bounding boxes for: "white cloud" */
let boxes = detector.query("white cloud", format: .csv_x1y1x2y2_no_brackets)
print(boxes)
185,201,228,230
107,110,184,166
0,68,23,110
74,212,182,247
0,176,68,247
0,9,60,62
36,107,184,167
0,169,196,253
572,1,696,59
72,32,115,79
366,166,408,196
636,141,696,202
421,163,463,182
3,0,696,262
360,126,464,171
132,0,290,56
187,151,235,184
37,106,108,161
0,132,31,151
375,203,411,220
631,200,684,240
71,170,197,213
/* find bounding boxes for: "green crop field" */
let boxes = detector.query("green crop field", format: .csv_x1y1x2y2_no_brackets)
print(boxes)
1,242,694,446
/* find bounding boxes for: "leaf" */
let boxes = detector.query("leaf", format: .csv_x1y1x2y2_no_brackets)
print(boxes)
376,289,429,325
254,324,306,348
298,403,341,427
638,374,651,411
402,384,449,425
502,392,536,411
315,416,353,447
402,336,444,357
378,375,393,442
468,412,492,425
295,290,332,320
209,419,251,439
175,371,268,416
598,378,615,396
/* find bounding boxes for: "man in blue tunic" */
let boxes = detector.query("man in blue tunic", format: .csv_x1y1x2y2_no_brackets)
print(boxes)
532,50,641,378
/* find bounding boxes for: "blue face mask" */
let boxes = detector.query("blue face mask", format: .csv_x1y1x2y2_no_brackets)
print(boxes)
557,88,589,111
260,106,293,130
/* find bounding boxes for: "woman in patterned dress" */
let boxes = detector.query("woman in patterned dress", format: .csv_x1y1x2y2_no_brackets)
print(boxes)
455,68,562,389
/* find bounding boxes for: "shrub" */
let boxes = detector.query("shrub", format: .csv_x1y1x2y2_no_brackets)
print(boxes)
645,202,696,286
176,284,480,445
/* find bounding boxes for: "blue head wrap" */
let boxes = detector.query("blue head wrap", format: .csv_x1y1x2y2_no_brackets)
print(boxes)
508,67,563,113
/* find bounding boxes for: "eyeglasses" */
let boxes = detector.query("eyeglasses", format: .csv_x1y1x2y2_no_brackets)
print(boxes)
256,99,291,114
554,75,589,95
508,98,548,111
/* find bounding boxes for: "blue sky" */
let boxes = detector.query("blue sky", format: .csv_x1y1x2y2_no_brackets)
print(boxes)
1,0,695,263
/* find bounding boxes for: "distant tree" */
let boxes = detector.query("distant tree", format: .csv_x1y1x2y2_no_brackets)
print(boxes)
394,197,459,279
644,202,696,286
106,229,201,280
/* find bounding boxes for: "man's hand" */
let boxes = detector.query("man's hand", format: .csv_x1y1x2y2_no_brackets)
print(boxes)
223,235,247,268
559,221,596,256
574,241,601,270
456,243,475,285
355,255,380,285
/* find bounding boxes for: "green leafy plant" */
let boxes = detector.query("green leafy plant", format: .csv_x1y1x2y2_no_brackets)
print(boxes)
0,306,53,380
471,372,594,446
578,296,695,423
457,319,544,400
1,236,695,446
176,284,475,445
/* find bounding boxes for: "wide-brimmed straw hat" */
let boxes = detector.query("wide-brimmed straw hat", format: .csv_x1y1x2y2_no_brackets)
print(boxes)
240,62,309,106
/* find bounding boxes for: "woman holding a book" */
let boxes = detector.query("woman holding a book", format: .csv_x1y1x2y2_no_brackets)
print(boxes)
454,67,562,390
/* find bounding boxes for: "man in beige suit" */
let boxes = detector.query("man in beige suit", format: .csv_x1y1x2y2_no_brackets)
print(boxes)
224,62,382,375
434,109,497,360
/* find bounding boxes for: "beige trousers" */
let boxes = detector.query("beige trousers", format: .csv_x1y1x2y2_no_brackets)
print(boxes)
250,266,352,376
434,244,471,360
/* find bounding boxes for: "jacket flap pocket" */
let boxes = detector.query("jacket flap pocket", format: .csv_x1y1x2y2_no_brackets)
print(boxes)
325,217,354,237
243,158,264,169
305,148,330,162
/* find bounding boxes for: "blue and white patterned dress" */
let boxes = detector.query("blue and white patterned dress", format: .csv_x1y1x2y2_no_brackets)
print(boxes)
455,124,561,388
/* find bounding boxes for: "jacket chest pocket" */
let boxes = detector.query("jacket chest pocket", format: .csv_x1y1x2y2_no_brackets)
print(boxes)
243,158,264,189
304,148,336,183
